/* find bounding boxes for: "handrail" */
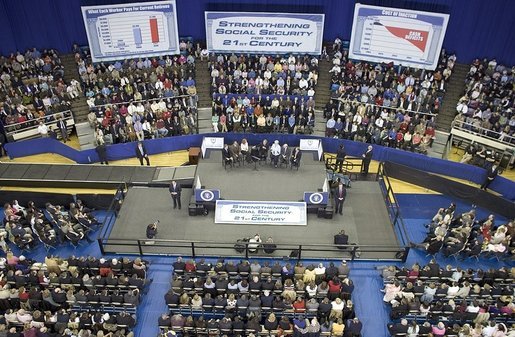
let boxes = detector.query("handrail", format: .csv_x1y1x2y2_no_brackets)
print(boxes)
4,110,74,136
97,184,126,254
92,94,193,110
377,161,411,247
451,121,515,147
98,236,406,261
330,97,438,117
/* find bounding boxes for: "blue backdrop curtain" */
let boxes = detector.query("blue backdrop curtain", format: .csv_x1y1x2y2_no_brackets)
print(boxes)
0,0,513,64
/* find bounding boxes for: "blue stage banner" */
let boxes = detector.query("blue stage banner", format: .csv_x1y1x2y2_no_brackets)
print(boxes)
303,192,329,205
205,11,324,55
195,189,221,203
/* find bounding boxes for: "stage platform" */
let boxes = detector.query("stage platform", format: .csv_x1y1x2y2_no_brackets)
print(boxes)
0,163,196,188
103,150,400,259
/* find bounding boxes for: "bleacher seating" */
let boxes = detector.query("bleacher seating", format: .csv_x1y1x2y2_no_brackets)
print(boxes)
453,58,514,145
0,254,146,336
381,262,514,336
75,45,199,145
160,258,358,337
0,48,77,140
322,47,456,154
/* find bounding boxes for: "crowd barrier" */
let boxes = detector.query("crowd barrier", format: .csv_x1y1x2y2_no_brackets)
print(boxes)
212,93,312,103
4,134,515,201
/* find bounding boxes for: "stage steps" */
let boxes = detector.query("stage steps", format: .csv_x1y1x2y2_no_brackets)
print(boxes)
437,63,469,132
426,130,449,159
76,122,96,150
195,59,212,109
197,107,213,134
62,53,91,124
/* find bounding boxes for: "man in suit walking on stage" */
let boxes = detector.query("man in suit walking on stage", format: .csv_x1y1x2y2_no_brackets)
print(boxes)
169,180,182,209
135,141,150,166
361,145,373,174
334,182,346,215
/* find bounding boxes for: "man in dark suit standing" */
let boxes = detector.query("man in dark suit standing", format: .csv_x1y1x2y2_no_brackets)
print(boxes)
95,144,108,165
169,180,182,209
334,182,346,215
135,141,150,166
57,117,69,143
335,144,346,172
361,145,373,174
480,163,498,190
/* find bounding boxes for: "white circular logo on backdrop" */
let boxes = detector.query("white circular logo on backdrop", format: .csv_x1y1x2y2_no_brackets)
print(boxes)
200,190,215,202
309,193,324,204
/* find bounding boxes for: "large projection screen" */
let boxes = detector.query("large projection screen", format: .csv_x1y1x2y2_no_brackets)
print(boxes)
349,4,449,70
205,12,325,55
81,1,180,63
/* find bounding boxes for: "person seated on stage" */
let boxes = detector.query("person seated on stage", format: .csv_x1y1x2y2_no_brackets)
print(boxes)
69,203,98,228
146,220,159,239
280,143,291,166
229,141,243,163
334,230,349,250
270,140,281,168
248,234,262,253
263,236,277,254
290,147,302,168
240,138,250,162
222,143,234,168
259,139,270,162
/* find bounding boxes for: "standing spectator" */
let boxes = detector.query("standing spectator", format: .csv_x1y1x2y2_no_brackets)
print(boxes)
361,145,373,174
334,183,346,216
95,143,108,165
57,117,69,143
480,164,498,191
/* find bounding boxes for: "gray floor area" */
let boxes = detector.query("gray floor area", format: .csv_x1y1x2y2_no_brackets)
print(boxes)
104,182,399,260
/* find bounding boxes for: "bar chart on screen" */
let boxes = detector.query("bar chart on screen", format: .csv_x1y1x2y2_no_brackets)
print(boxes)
82,1,179,62
349,4,449,70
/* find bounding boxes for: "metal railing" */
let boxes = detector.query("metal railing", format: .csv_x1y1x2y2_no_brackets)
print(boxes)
91,94,193,110
451,120,515,147
97,183,127,241
97,237,406,261
330,97,438,118
377,161,411,247
4,110,75,141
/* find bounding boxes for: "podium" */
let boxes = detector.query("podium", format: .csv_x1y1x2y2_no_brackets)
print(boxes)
188,147,201,165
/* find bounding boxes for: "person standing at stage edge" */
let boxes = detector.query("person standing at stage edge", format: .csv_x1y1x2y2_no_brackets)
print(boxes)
169,180,182,209
361,145,373,175
135,141,150,166
335,144,346,173
334,182,346,215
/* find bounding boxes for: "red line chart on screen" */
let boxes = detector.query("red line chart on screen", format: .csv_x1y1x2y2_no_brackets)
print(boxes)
361,17,433,61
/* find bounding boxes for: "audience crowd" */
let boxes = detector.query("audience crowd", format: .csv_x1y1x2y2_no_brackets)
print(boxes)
160,257,360,337
418,203,514,260
208,53,319,135
381,261,514,336
453,58,515,145
0,254,146,336
74,45,199,146
0,48,76,134
322,46,456,155
2,199,99,251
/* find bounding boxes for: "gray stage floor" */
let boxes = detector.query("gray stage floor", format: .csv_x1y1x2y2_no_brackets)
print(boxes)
104,183,399,260
197,150,324,201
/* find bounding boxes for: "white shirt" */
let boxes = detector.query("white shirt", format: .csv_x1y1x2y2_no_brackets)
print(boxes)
38,124,48,135
271,143,281,156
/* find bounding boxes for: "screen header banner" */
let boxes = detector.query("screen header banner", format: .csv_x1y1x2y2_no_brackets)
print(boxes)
205,12,324,55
